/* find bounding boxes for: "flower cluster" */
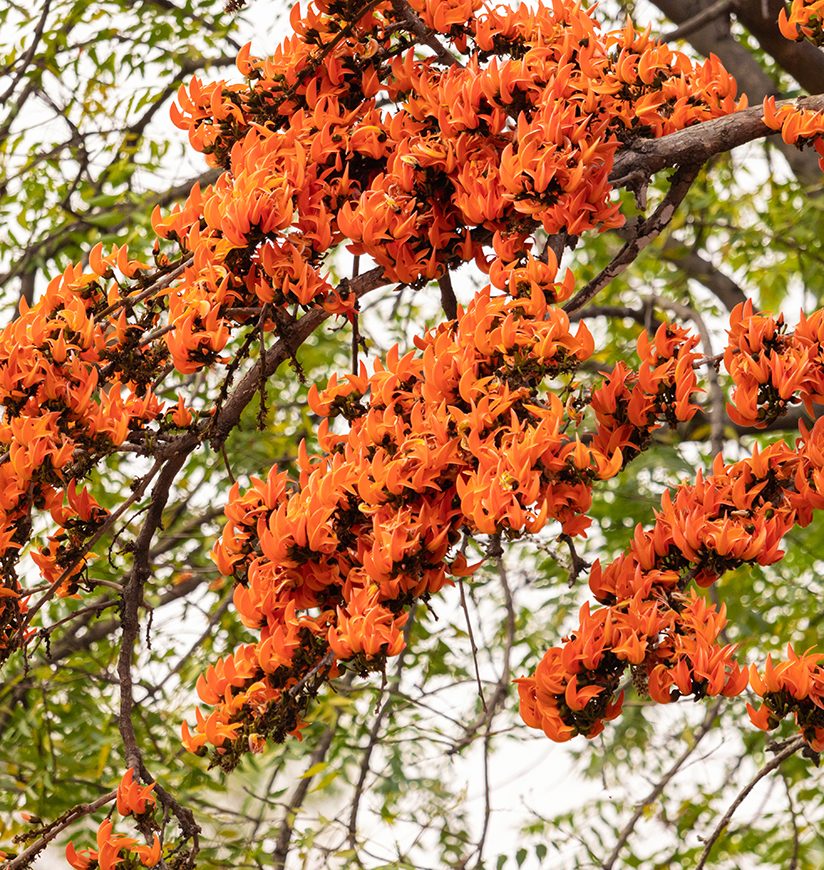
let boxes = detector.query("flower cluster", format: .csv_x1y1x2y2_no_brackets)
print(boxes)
748,647,824,751
171,0,749,766
725,299,824,427
590,322,701,463
519,411,824,745
0,248,183,659
778,0,824,43
185,251,628,765
155,0,743,374
65,769,160,869
763,95,824,171
0,0,803,784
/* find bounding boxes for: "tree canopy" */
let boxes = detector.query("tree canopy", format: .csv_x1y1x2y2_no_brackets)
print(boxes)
3,0,824,868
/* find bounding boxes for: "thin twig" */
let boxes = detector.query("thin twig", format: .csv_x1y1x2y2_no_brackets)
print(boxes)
272,726,336,868
473,723,493,870
116,454,200,864
695,736,806,870
564,165,700,313
95,257,191,321
781,770,801,870
450,559,515,755
459,578,486,713
143,590,233,702
0,0,52,105
4,789,116,869
603,699,723,869
347,612,415,852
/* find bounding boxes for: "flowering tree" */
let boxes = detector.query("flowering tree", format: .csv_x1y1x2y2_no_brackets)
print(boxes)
3,0,824,867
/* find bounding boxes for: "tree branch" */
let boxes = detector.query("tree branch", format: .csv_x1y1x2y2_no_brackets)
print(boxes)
662,0,733,42
3,789,117,870
116,454,200,863
272,725,336,869
0,0,51,105
602,699,722,870
695,736,806,869
660,236,749,312
347,613,415,852
611,94,824,187
565,165,700,312
734,0,824,97
450,559,515,756
391,0,461,66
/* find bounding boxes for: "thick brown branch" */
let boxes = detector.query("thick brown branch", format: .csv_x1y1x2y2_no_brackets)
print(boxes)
611,94,824,187
391,0,461,66
438,271,458,320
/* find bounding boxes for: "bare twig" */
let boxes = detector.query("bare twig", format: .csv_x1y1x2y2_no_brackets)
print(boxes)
143,590,233,701
695,736,806,870
450,559,516,755
459,578,487,713
0,0,52,105
347,613,415,851
474,724,493,870
603,699,723,870
564,165,701,313
272,726,336,868
781,770,801,870
95,257,191,320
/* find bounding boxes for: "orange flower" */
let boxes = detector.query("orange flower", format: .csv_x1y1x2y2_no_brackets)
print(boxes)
777,1,824,43
328,585,409,660
116,768,156,817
